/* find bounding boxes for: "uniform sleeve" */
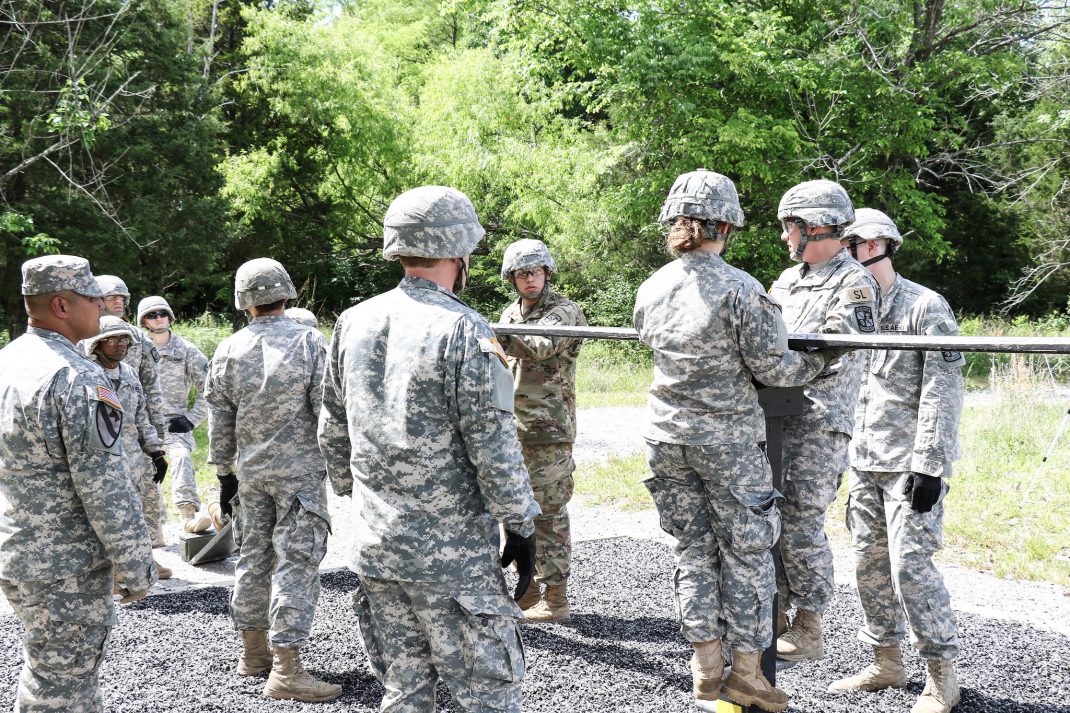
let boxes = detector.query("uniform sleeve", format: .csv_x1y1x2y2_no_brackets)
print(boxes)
912,299,965,476
185,344,210,427
138,333,167,440
448,316,540,536
204,351,238,473
501,303,585,361
134,380,162,453
740,289,828,387
317,320,354,496
823,275,880,336
63,372,156,592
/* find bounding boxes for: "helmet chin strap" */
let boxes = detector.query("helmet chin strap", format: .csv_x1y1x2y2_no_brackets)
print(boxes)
861,253,890,267
146,324,170,334
453,258,469,295
848,238,893,267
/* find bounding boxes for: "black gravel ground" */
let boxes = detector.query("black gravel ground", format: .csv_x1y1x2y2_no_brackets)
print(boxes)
1,538,1067,712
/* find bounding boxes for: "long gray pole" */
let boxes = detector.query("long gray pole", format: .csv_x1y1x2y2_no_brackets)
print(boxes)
492,323,1070,354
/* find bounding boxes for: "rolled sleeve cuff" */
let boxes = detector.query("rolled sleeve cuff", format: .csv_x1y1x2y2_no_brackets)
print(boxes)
504,519,536,538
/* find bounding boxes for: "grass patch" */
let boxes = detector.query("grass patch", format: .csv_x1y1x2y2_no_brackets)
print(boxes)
576,340,650,408
574,453,653,510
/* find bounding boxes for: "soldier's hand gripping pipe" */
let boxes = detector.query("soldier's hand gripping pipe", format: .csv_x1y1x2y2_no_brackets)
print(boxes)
502,529,537,600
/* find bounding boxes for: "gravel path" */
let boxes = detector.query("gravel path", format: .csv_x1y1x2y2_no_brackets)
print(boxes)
0,538,1066,712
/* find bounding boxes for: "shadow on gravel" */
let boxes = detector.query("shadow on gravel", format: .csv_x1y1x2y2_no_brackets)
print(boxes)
0,537,1067,712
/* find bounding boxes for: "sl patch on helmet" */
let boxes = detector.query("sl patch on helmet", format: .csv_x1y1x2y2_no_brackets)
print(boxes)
854,305,876,333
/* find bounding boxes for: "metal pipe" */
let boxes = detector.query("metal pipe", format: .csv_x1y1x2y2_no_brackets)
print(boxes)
491,323,1070,354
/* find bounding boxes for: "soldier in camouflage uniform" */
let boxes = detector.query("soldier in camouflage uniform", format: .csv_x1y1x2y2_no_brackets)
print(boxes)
634,170,835,713
94,275,168,442
137,295,213,533
85,317,171,561
0,255,157,712
769,179,880,662
828,209,964,713
497,238,586,623
318,185,541,713
286,307,329,349
204,258,340,703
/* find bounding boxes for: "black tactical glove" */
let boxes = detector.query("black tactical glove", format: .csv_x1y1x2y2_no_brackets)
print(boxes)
218,473,239,518
905,472,943,513
168,415,195,434
150,451,168,484
500,530,537,601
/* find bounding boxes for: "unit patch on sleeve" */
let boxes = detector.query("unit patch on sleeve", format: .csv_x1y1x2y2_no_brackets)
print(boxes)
942,351,963,363
478,337,509,367
150,346,161,363
540,312,563,326
854,305,876,333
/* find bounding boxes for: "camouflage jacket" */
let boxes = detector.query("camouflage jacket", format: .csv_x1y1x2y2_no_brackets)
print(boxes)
634,250,828,445
318,276,540,583
95,360,163,478
156,333,209,426
851,275,965,476
770,248,880,435
498,288,586,444
205,316,327,483
114,327,167,440
0,328,155,591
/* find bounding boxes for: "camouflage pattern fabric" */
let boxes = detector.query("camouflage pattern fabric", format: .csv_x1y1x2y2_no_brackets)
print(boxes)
499,239,557,279
851,276,965,476
233,258,297,311
776,179,855,228
848,470,958,659
776,425,848,613
353,570,524,713
658,169,745,227
121,329,167,441
156,333,209,508
230,471,330,646
20,255,102,297
318,276,540,582
634,250,828,446
0,327,156,711
521,442,574,586
204,315,331,645
644,441,780,652
848,275,964,661
0,564,114,713
382,187,486,261
498,288,586,444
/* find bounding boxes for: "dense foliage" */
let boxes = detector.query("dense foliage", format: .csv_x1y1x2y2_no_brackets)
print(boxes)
3,0,1070,336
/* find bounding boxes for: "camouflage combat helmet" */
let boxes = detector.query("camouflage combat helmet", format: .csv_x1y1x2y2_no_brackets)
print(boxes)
84,315,134,356
285,307,318,328
234,258,297,310
777,179,855,261
383,186,485,260
843,208,902,250
96,275,130,298
500,239,558,281
658,169,745,229
137,295,176,331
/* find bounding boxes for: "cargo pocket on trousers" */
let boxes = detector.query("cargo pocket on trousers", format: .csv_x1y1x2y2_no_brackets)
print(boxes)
292,492,331,565
452,592,525,698
643,476,689,539
727,487,782,554
352,587,386,681
43,593,113,677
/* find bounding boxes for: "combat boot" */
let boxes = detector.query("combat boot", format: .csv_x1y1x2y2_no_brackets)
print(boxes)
691,639,724,701
722,649,790,713
154,558,172,580
523,583,570,623
911,659,960,713
776,609,788,638
263,647,342,702
516,581,542,611
776,608,823,662
178,503,212,534
237,630,273,676
828,644,907,692
208,502,227,531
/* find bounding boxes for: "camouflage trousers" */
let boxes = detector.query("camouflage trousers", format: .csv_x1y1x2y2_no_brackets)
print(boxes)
352,569,525,713
848,470,958,660
520,441,575,586
127,460,166,547
164,430,198,509
643,441,781,652
230,470,331,647
777,425,849,614
0,563,114,713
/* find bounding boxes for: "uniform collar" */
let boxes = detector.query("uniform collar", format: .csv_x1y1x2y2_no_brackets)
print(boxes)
400,275,467,306
26,326,79,353
516,287,555,320
250,315,288,324
798,248,848,286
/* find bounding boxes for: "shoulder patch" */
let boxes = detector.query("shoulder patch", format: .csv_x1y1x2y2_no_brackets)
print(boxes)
96,385,124,411
943,351,963,363
478,337,509,367
149,346,160,363
540,312,563,326
854,305,876,333
839,285,875,304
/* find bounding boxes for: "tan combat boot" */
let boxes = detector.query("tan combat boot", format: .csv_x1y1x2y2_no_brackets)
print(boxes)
691,639,724,701
776,609,788,638
911,659,960,713
178,503,212,534
722,649,790,713
154,558,172,580
237,630,273,676
828,644,907,692
776,608,823,662
516,581,542,611
208,502,227,531
263,646,342,702
523,583,570,623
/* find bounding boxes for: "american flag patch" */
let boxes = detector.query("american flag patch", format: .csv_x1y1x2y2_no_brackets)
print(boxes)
478,337,509,367
97,385,123,411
